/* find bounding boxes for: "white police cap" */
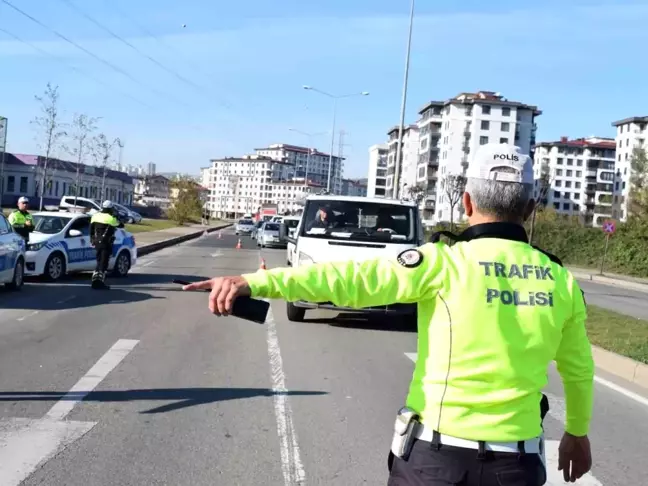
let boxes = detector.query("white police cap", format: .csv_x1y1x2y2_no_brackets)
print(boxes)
466,143,533,185
102,200,114,209
18,196,29,204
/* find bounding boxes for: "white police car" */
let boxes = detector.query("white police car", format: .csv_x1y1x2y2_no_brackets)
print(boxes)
25,211,137,281
0,212,26,290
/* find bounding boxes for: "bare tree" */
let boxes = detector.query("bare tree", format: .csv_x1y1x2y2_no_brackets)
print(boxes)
31,83,67,210
528,164,552,244
66,114,100,207
91,133,121,201
444,174,467,231
407,182,426,205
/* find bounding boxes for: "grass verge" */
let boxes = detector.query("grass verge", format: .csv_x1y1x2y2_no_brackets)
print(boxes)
125,219,179,233
587,305,648,364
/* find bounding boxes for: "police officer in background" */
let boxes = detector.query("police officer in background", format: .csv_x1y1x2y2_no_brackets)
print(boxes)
184,143,595,485
8,196,35,243
90,200,123,290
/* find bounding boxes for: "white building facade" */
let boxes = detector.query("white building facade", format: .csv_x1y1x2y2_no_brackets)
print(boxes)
255,143,344,194
375,91,540,223
367,144,388,198
533,137,617,227
612,116,647,221
203,155,321,218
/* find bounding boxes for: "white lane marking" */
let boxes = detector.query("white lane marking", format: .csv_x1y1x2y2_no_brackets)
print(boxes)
16,311,39,322
0,418,96,486
265,305,305,485
210,252,222,257
403,352,603,485
45,339,139,421
56,295,77,305
594,375,648,408
139,259,157,267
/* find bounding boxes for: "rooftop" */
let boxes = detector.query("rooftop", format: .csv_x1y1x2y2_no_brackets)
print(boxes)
612,116,648,127
418,91,541,116
254,143,343,160
536,136,617,150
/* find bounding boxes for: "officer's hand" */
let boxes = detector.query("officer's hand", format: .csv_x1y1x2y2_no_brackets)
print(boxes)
558,432,592,482
182,276,251,316
25,220,32,227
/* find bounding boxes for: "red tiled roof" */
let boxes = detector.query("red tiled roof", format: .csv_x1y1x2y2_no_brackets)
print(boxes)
537,138,616,150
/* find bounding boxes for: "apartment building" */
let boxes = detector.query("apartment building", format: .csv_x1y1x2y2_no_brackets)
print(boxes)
373,91,540,223
1,153,134,208
254,143,344,194
612,116,647,221
367,144,388,198
341,178,368,197
385,125,420,200
533,137,617,227
203,155,321,218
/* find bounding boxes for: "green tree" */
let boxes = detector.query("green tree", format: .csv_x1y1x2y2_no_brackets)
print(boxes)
629,147,648,217
528,163,552,245
168,177,202,225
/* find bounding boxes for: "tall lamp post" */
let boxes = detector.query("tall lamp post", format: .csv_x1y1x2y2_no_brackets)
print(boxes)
302,86,369,193
394,0,415,200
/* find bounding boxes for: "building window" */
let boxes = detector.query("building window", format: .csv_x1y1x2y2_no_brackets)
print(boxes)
573,204,580,211
6,176,15,192
556,180,562,187
554,191,560,198
501,122,510,132
482,105,491,115
500,138,508,144
553,202,560,209
556,169,563,176
20,177,28,193
563,203,570,210
565,181,572,188
567,159,573,166
480,136,488,145
566,170,573,177
575,182,581,189
576,171,582,177
481,120,490,130
502,107,511,116
574,193,580,200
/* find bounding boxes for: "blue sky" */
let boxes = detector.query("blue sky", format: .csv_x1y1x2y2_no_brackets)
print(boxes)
1,0,646,177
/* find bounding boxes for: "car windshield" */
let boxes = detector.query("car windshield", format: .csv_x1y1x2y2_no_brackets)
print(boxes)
32,215,71,234
299,199,416,243
238,219,254,225
264,223,280,231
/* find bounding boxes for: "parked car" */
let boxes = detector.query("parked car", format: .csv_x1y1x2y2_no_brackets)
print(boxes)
235,218,255,236
113,203,142,224
0,213,26,290
257,221,284,248
25,211,137,281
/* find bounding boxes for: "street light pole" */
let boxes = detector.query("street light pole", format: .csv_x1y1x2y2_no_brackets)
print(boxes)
394,0,415,200
303,86,369,194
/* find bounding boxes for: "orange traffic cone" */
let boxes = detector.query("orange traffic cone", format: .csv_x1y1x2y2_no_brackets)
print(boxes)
259,258,267,270
236,238,242,249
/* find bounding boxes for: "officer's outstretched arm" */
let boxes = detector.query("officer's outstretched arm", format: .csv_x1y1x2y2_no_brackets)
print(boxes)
554,279,594,437
242,244,445,308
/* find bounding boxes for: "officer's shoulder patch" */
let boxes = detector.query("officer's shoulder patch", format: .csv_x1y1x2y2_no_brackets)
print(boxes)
397,249,423,268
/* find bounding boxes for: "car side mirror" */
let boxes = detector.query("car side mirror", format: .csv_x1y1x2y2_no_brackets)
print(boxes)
69,229,83,237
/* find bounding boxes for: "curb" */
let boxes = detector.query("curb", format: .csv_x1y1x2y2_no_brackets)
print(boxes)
571,271,648,294
593,345,648,390
137,223,231,257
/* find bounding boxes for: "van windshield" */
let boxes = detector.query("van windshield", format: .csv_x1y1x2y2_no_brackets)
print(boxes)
299,199,416,243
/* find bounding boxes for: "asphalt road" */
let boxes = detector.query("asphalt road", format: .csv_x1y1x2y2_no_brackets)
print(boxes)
0,227,646,485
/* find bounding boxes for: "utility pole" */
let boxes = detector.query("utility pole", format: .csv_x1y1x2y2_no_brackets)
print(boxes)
0,117,7,206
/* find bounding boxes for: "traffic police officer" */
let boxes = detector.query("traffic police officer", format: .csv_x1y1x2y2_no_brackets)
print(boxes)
90,200,123,290
183,143,595,485
8,196,35,243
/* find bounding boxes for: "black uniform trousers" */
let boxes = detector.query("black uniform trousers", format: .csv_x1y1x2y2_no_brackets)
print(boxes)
95,244,112,273
388,440,546,486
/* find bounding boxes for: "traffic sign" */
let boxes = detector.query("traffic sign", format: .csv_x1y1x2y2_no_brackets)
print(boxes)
602,220,616,235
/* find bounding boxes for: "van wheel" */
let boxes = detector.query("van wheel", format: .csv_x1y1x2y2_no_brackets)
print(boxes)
6,257,24,290
286,302,306,322
44,252,66,281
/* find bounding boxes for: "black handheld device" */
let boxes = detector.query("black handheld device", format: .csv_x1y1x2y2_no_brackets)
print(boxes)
172,279,270,324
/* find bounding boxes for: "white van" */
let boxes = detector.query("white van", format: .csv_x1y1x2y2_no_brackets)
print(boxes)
281,195,424,322
283,215,301,265
59,196,101,214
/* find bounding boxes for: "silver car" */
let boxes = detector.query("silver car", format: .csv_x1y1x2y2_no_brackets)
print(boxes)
257,222,284,248
235,219,255,235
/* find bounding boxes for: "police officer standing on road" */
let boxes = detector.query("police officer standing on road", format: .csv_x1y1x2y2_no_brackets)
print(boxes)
90,200,123,290
184,143,595,485
8,196,35,243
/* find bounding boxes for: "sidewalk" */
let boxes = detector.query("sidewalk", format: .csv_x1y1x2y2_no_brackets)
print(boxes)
569,265,648,293
133,224,212,247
